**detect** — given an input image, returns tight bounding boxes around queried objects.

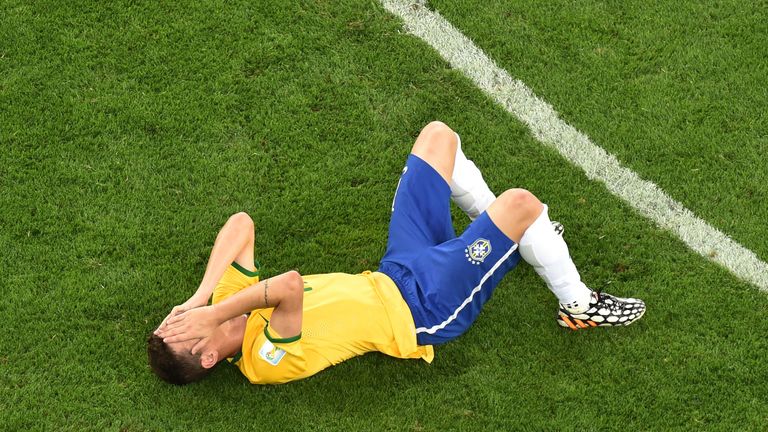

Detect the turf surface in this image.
[1,0,767,430]
[430,0,768,261]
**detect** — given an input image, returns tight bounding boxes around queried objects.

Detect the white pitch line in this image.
[379,0,768,292]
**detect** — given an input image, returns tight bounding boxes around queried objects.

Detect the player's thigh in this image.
[409,121,458,183]
[411,213,522,343]
[383,154,455,262]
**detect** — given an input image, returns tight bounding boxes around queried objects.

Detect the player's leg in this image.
[449,134,496,221]
[484,189,543,242]
[406,190,542,344]
[406,120,496,225]
[486,190,645,329]
[410,121,496,221]
[485,189,591,311]
[381,122,459,267]
[412,188,645,343]
[409,120,458,183]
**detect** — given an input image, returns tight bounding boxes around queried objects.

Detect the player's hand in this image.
[155,305,221,348]
[156,294,208,331]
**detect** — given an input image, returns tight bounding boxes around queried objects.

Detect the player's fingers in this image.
[162,318,193,335]
[158,306,186,330]
[161,320,190,336]
[161,328,189,343]
[162,331,196,344]
[159,323,180,335]
[154,326,171,337]
[190,338,208,355]
[158,313,174,330]
[165,312,188,327]
[156,316,173,334]
[158,310,176,329]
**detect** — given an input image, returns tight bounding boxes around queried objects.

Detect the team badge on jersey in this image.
[465,238,492,265]
[258,340,286,366]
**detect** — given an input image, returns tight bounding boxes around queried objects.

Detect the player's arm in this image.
[157,270,304,351]
[158,212,256,329]
[211,270,304,337]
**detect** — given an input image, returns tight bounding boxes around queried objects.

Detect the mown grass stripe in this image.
[379,0,768,292]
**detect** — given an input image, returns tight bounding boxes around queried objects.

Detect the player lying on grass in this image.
[149,121,646,385]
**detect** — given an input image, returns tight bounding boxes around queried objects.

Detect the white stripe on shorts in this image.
[415,243,519,335]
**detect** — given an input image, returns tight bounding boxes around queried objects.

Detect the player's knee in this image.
[497,189,543,221]
[414,121,457,155]
[422,121,455,144]
[422,120,452,135]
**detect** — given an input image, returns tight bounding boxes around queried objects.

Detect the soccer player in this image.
[149,121,646,385]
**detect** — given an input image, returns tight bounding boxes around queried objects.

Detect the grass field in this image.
[2,0,767,430]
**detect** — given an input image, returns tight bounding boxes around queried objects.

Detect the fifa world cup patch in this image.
[258,340,286,366]
[465,238,492,265]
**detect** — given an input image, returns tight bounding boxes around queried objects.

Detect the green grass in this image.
[1,0,767,430]
[430,0,768,261]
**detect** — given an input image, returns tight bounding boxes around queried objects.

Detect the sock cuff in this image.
[453,132,467,169]
[520,204,550,244]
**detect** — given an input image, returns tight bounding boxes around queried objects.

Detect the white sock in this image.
[450,133,496,220]
[519,205,592,313]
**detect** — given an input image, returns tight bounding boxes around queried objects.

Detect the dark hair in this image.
[147,333,213,385]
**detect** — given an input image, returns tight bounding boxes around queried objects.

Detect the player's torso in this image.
[238,272,398,383]
[260,272,394,348]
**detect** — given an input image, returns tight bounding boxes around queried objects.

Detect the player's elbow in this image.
[283,270,304,299]
[284,270,303,286]
[228,212,254,234]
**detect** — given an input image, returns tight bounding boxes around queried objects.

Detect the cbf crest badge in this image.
[465,238,492,265]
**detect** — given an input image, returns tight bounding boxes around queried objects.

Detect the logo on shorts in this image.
[465,238,492,265]
[258,340,286,366]
[391,165,408,212]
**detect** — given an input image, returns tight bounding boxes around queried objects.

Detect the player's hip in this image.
[379,246,521,345]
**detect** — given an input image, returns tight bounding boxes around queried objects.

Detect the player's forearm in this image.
[211,270,303,323]
[194,217,254,302]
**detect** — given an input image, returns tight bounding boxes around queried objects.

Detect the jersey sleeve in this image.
[211,262,260,305]
[244,323,308,384]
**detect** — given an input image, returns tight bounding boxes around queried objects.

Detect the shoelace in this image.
[594,291,624,315]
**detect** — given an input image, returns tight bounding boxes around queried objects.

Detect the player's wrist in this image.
[190,291,210,305]
[191,286,213,302]
[209,303,229,325]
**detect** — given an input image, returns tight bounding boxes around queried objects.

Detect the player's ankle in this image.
[560,290,594,314]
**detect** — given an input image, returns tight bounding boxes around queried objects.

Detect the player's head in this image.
[146,334,216,385]
[147,314,246,385]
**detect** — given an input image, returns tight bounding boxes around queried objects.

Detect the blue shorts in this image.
[378,155,521,345]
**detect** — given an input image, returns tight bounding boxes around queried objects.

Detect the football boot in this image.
[557,291,646,330]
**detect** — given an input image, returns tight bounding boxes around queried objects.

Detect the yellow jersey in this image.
[212,263,434,384]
